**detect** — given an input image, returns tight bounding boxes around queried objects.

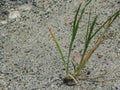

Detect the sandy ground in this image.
[0,0,120,90]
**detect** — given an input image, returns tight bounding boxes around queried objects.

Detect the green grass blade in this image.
[77,15,98,70]
[90,10,120,39]
[106,10,120,28]
[49,29,68,75]
[68,3,82,58]
[79,8,92,62]
[85,0,92,7]
[73,3,82,29]
[68,0,92,65]
[86,8,92,41]
[85,15,98,49]
[74,0,92,50]
[67,3,82,74]
[71,61,76,73]
[88,15,98,39]
[79,9,98,65]
[75,0,92,32]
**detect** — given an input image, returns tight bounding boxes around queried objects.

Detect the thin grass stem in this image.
[49,29,68,75]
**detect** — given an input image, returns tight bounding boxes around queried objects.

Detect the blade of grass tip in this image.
[73,3,82,30]
[85,0,92,7]
[102,10,120,36]
[73,0,92,54]
[75,0,92,46]
[109,10,120,24]
[104,10,120,30]
[91,12,119,39]
[75,0,92,29]
[75,0,92,30]
[88,15,98,39]
[49,29,68,75]
[86,7,92,41]
[90,10,120,39]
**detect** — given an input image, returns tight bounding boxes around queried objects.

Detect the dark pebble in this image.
[86,71,91,75]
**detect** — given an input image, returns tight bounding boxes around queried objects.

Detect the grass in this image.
[49,0,120,85]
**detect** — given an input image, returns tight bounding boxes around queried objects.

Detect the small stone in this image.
[97,53,103,59]
[86,71,91,75]
[8,10,21,19]
[51,84,57,89]
[18,4,32,11]
[0,20,7,24]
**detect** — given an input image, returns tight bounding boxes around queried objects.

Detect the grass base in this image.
[63,77,76,86]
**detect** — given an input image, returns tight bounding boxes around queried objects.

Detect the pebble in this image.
[18,4,32,11]
[8,10,21,19]
[0,20,7,24]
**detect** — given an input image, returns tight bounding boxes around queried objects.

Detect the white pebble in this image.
[0,20,7,24]
[9,10,21,19]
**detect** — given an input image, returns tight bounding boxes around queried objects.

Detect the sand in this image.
[0,0,120,90]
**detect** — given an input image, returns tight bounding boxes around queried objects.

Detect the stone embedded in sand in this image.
[18,4,32,11]
[0,20,7,24]
[8,10,21,19]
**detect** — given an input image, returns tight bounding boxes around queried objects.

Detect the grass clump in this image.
[49,0,120,85]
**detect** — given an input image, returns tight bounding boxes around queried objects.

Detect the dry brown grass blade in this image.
[76,37,104,75]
